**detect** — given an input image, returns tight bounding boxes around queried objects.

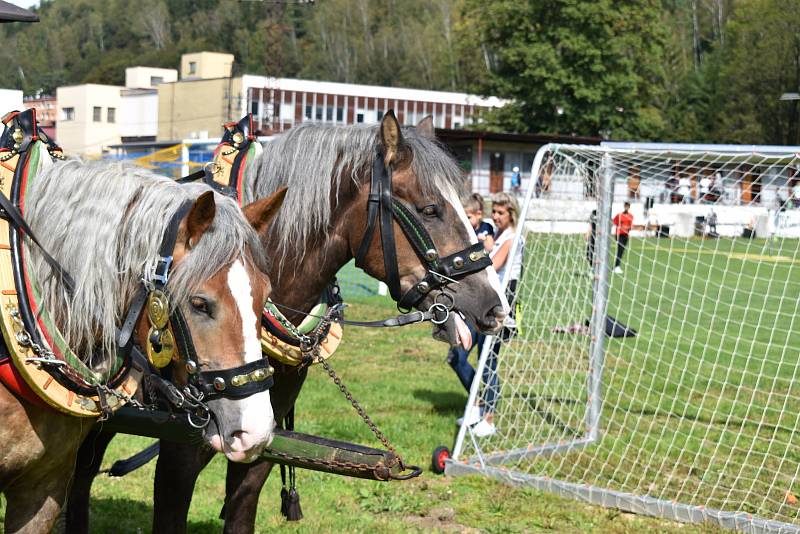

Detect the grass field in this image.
[458,235,800,529]
[1,281,731,533]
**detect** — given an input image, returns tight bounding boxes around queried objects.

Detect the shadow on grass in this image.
[88,497,220,533]
[413,389,467,416]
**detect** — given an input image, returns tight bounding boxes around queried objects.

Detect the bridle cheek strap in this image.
[355,146,493,312]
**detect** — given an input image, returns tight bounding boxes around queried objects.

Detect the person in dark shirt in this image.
[585,209,597,272]
[612,202,634,274]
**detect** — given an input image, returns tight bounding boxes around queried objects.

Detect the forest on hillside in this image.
[1,0,798,145]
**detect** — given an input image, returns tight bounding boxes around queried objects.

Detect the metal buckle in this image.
[152,255,173,286]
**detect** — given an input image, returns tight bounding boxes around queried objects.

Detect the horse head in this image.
[149,188,285,462]
[347,111,508,348]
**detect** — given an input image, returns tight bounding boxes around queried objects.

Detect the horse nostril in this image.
[488,305,506,323]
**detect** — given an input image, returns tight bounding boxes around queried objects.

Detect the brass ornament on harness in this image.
[146,327,175,368]
[147,290,170,329]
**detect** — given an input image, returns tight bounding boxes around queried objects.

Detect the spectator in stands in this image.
[699,174,712,203]
[510,166,522,195]
[678,174,692,203]
[612,202,633,274]
[585,209,597,272]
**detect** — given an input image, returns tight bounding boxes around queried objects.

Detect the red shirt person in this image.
[612,202,633,273]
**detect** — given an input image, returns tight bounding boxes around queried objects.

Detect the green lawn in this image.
[460,234,800,529]
[1,289,728,533]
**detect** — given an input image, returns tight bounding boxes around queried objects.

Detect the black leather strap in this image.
[0,191,75,294]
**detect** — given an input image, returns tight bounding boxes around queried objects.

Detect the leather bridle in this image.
[354,146,492,313]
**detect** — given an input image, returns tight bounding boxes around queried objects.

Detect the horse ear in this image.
[417,115,435,138]
[380,110,403,166]
[186,191,216,248]
[243,186,288,235]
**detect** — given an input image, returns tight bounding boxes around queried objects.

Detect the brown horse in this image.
[66,112,507,532]
[0,159,284,533]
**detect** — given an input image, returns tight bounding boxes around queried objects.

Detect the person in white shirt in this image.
[699,175,712,203]
[678,175,692,204]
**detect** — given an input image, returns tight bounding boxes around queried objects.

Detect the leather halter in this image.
[118,201,274,402]
[354,146,492,312]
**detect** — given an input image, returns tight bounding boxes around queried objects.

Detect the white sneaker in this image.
[472,419,496,437]
[613,266,623,274]
[456,404,481,426]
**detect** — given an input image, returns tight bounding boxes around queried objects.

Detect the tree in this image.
[713,0,800,145]
[459,0,669,139]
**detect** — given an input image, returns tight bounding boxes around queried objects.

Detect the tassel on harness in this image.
[280,406,303,521]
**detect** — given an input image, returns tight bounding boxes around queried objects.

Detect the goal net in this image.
[448,143,800,532]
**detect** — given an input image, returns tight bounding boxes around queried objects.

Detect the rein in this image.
[354,145,492,313]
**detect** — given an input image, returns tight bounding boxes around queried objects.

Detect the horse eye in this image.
[421,205,438,217]
[189,296,212,317]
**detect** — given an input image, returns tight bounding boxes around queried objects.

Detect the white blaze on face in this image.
[443,187,509,313]
[211,259,274,461]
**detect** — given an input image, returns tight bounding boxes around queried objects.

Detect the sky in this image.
[7,0,39,8]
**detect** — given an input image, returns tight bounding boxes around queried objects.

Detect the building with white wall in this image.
[0,89,23,117]
[240,75,506,134]
[56,84,122,155]
[125,66,178,89]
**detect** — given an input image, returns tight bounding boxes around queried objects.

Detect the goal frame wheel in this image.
[431,445,450,474]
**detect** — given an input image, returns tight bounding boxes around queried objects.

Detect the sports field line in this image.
[639,245,800,265]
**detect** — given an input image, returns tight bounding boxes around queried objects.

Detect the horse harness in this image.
[354,145,492,314]
[0,109,274,423]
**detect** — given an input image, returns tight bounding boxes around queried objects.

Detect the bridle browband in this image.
[354,145,492,313]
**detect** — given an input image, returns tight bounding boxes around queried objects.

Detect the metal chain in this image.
[301,310,406,468]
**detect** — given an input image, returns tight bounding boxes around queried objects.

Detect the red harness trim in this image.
[0,357,47,407]
[262,308,291,336]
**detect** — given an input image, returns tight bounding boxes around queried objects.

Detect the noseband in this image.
[118,201,274,418]
[354,146,492,312]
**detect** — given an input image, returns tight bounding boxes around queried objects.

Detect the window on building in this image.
[93,106,102,122]
[336,107,343,122]
[61,107,74,121]
[356,111,364,123]
[305,105,312,120]
[150,76,164,86]
[250,100,259,117]
[376,110,384,122]
[188,61,197,75]
[315,107,323,121]
[280,103,294,122]
[107,107,115,123]
[326,106,333,121]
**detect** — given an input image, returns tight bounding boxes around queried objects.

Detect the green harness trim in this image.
[264,299,330,339]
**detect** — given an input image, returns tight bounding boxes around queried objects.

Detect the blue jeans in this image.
[447,323,500,412]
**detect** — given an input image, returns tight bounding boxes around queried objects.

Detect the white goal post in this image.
[447,142,800,533]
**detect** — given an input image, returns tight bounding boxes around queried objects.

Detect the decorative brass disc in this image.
[147,328,175,368]
[147,290,169,329]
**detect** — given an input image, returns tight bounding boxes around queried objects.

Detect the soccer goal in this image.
[448,143,800,532]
